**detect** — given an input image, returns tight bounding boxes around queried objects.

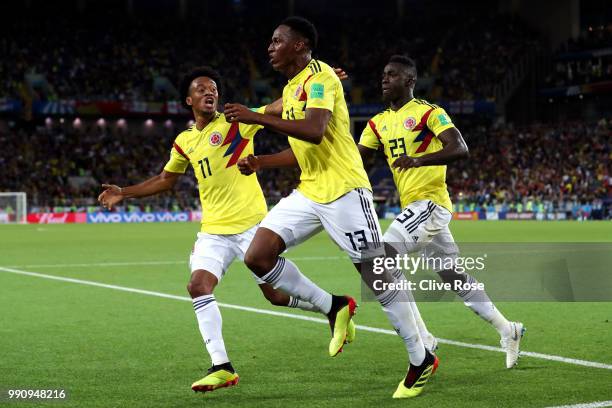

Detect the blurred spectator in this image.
[369,118,610,220]
[448,119,611,219]
[432,15,541,101]
[2,117,607,220]
[0,120,299,213]
[0,8,539,104]
[544,27,612,88]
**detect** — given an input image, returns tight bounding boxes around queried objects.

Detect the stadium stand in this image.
[0,2,609,220]
[543,27,612,88]
[0,7,539,105]
[1,117,608,219]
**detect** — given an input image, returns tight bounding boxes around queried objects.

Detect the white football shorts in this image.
[189,224,265,284]
[384,199,459,269]
[259,188,384,263]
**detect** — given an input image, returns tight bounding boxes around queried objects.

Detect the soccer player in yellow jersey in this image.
[359,55,524,369]
[225,17,437,398]
[97,66,342,394]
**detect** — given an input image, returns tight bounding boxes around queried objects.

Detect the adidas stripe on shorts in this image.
[384,199,459,268]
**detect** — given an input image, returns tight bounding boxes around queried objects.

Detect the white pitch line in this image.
[1,266,612,371]
[545,401,612,408]
[4,256,345,269]
[5,260,187,268]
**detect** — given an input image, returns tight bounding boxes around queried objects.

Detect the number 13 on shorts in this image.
[345,230,368,251]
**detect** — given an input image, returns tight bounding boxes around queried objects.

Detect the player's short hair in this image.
[179,66,223,110]
[388,55,418,77]
[281,16,318,50]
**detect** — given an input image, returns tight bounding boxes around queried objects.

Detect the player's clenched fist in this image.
[237,154,261,175]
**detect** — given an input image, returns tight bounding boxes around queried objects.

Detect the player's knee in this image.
[187,280,214,297]
[187,272,217,297]
[244,247,275,276]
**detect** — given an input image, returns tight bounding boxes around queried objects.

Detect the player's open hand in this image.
[224,103,257,124]
[392,156,422,171]
[333,67,349,80]
[237,154,261,175]
[98,184,124,210]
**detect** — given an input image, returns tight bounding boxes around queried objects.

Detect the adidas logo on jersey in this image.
[412,236,419,242]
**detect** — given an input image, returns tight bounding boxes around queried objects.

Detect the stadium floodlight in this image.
[0,192,27,224]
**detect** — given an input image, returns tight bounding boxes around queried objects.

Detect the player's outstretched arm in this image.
[237,148,298,176]
[392,127,469,171]
[97,170,181,210]
[224,103,330,144]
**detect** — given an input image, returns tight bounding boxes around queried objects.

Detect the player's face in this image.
[381,63,409,103]
[268,25,296,72]
[187,77,218,114]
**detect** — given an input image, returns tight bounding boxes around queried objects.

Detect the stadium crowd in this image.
[1,117,609,219]
[1,4,610,220]
[367,118,610,220]
[559,26,612,54]
[430,15,541,101]
[543,27,612,88]
[0,120,300,213]
[1,7,539,105]
[449,118,610,218]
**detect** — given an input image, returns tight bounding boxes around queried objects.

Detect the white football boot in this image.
[500,321,525,368]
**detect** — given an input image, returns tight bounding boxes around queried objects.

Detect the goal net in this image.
[0,192,27,224]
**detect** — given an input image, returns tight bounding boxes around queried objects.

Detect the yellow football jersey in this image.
[359,99,455,211]
[282,59,371,203]
[164,112,267,234]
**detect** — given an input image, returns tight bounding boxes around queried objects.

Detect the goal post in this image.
[0,192,27,224]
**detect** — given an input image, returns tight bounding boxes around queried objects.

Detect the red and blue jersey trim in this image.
[222,122,250,167]
[413,108,435,153]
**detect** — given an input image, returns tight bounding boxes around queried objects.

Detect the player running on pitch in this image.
[97,66,352,394]
[225,17,437,398]
[358,55,525,368]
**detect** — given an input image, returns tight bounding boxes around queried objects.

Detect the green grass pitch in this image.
[1,220,611,407]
